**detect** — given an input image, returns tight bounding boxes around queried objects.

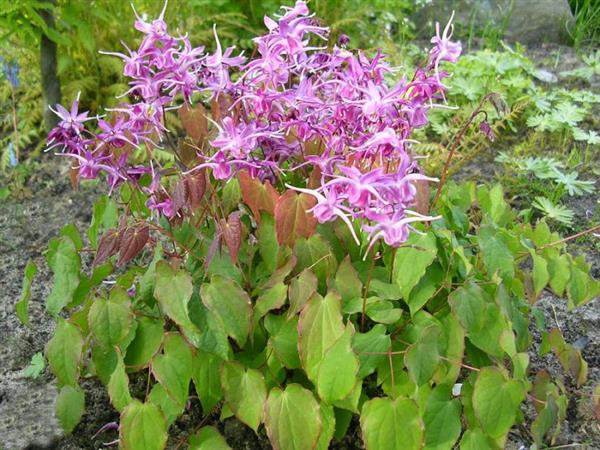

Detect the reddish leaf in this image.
[185,171,206,210]
[94,229,120,267]
[221,212,242,263]
[173,179,188,212]
[415,179,430,216]
[118,224,149,267]
[179,103,208,144]
[274,190,317,246]
[307,166,322,190]
[239,171,279,222]
[204,231,222,270]
[210,93,235,122]
[531,370,552,413]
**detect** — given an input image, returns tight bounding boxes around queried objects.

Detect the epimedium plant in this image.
[17,2,600,449]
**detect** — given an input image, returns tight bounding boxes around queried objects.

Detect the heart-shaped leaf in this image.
[275,190,317,246]
[264,384,322,450]
[120,400,167,450]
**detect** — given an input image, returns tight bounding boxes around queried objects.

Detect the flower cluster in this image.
[47,1,461,249]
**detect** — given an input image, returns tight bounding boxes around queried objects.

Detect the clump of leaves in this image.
[531,197,576,226]
[23,352,45,379]
[495,152,595,227]
[18,179,600,449]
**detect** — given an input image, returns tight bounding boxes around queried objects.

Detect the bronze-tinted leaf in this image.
[118,224,149,267]
[178,138,201,167]
[274,190,317,247]
[210,93,235,123]
[186,171,206,210]
[179,103,208,145]
[94,229,120,267]
[307,166,322,190]
[222,213,242,263]
[204,231,222,270]
[238,171,279,222]
[173,179,187,213]
[414,179,430,216]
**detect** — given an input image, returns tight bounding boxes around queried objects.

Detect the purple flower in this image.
[429,11,462,87]
[479,121,496,142]
[209,117,266,158]
[46,0,461,246]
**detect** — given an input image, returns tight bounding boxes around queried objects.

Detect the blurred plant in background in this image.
[0,0,419,172]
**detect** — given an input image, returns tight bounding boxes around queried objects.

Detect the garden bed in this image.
[0,42,598,449]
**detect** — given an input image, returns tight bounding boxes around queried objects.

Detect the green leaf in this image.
[406,263,444,316]
[543,328,588,387]
[56,385,85,433]
[472,367,526,439]
[353,324,391,379]
[316,403,335,450]
[88,287,133,348]
[201,275,253,347]
[449,282,507,358]
[23,352,45,379]
[334,257,362,302]
[365,299,403,324]
[258,213,279,272]
[532,395,559,445]
[393,231,437,300]
[567,260,600,309]
[317,325,359,403]
[361,397,424,450]
[265,314,301,369]
[222,178,241,215]
[423,385,462,450]
[255,282,287,325]
[478,184,511,226]
[16,260,37,326]
[532,252,550,297]
[88,196,118,248]
[46,236,81,317]
[434,311,465,385]
[298,292,345,381]
[478,226,514,281]
[152,333,193,408]
[546,253,570,296]
[60,223,83,251]
[293,235,337,289]
[148,383,184,426]
[287,269,317,318]
[154,262,196,331]
[124,316,165,368]
[264,384,322,450]
[459,428,492,450]
[139,244,163,306]
[192,351,223,414]
[120,400,167,450]
[220,361,267,432]
[107,350,132,412]
[46,318,84,386]
[189,426,232,450]
[405,324,441,386]
[92,345,117,385]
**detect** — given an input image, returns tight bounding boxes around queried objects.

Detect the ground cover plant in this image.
[16,2,600,449]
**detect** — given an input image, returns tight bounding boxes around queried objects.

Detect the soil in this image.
[0,44,598,450]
